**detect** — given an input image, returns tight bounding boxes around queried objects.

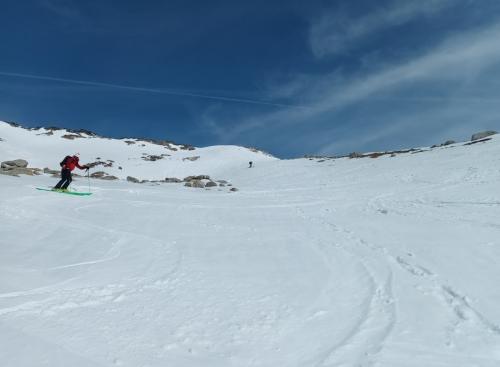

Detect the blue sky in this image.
[1,0,499,157]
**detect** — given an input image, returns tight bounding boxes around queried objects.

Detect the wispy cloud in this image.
[309,0,454,57]
[40,0,86,23]
[0,71,307,109]
[207,19,500,155]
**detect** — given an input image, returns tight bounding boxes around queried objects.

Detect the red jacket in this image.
[64,156,85,171]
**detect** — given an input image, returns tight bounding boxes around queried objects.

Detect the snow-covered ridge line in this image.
[0,120,277,182]
[2,121,275,157]
[305,130,498,161]
[2,121,195,151]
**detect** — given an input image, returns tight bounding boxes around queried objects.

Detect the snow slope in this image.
[0,121,275,180]
[1,123,500,366]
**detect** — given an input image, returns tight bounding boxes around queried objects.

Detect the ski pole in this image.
[87,168,91,193]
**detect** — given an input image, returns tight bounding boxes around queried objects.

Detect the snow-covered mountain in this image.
[1,120,500,367]
[0,121,275,182]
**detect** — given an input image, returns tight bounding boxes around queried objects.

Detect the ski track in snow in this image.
[363,182,500,365]
[2,124,500,366]
[294,206,397,367]
[0,194,183,319]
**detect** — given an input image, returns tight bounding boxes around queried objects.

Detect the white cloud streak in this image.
[309,0,454,57]
[210,20,500,154]
[0,71,307,109]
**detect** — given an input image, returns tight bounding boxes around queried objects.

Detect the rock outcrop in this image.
[182,175,229,189]
[184,175,210,181]
[0,159,41,176]
[1,159,28,169]
[142,154,169,162]
[185,180,205,188]
[471,131,497,141]
[127,176,140,183]
[165,177,182,183]
[90,171,118,180]
[182,156,200,162]
[61,134,83,140]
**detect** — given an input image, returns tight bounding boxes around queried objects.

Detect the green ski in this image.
[36,187,92,196]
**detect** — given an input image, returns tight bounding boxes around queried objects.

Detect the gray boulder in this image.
[127,176,140,183]
[184,180,205,188]
[229,187,239,192]
[1,159,28,169]
[100,175,119,180]
[0,167,40,176]
[90,171,118,180]
[61,134,82,140]
[0,159,39,177]
[349,152,363,159]
[182,156,200,162]
[142,154,168,162]
[471,131,497,141]
[191,180,205,188]
[0,169,19,176]
[184,175,210,181]
[205,181,217,188]
[90,171,107,178]
[165,177,182,183]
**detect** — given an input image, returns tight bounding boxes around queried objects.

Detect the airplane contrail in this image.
[0,71,309,109]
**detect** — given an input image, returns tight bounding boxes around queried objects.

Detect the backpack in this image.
[60,155,71,167]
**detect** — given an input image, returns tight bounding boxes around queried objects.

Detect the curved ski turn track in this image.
[1,139,500,366]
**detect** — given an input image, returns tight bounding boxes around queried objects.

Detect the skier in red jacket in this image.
[54,154,89,190]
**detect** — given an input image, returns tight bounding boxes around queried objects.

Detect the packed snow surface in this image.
[1,123,500,366]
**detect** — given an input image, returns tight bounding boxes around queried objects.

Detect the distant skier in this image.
[54,153,89,190]
[249,161,253,168]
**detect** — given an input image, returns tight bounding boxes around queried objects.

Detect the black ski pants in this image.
[54,168,72,189]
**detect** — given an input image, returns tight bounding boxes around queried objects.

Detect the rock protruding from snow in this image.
[471,131,497,141]
[349,152,364,158]
[127,176,140,183]
[1,159,28,169]
[184,175,210,181]
[433,140,456,148]
[142,154,169,162]
[0,159,41,176]
[182,175,226,189]
[91,171,119,180]
[165,177,182,183]
[185,180,205,188]
[61,134,84,140]
[182,156,200,162]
